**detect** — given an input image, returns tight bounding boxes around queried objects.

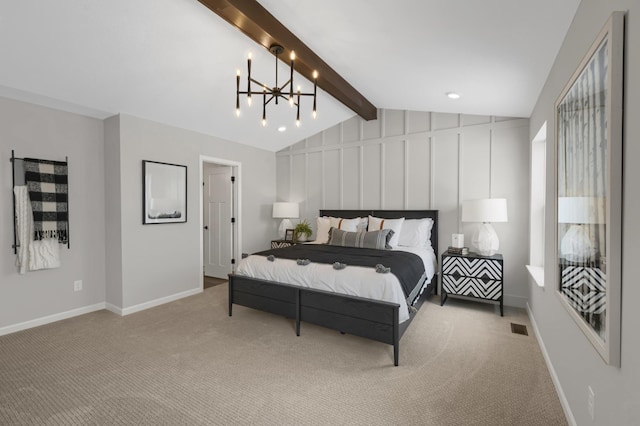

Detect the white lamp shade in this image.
[558,197,604,224]
[272,202,299,219]
[462,198,508,223]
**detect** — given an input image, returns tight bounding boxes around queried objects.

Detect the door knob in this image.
[204,226,209,230]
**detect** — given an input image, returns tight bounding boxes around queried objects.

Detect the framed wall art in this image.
[554,12,623,366]
[143,160,187,224]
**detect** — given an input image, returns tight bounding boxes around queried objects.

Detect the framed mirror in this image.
[554,12,623,366]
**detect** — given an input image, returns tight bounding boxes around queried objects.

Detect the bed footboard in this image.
[229,274,410,366]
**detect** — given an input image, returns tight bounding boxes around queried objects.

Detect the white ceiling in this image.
[0,0,580,152]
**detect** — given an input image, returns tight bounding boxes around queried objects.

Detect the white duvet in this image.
[235,245,437,323]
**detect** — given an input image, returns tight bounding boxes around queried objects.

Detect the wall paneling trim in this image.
[277,109,529,307]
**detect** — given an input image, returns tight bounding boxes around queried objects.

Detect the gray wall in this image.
[277,110,529,307]
[1,101,275,329]
[528,0,640,424]
[104,115,123,308]
[105,114,275,311]
[0,97,106,330]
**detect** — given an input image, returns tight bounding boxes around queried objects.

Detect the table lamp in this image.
[558,197,604,262]
[272,202,299,239]
[462,198,508,256]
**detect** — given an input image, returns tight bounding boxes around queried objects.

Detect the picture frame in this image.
[284,229,294,242]
[143,160,187,224]
[554,12,623,366]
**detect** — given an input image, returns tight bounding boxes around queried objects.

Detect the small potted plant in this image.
[294,219,313,242]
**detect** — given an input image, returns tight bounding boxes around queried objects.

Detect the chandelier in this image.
[235,44,318,127]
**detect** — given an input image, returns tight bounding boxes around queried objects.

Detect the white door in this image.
[204,165,232,278]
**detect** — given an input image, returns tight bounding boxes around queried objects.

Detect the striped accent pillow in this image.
[327,227,394,250]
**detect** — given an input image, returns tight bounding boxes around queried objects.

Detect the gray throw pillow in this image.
[327,227,394,249]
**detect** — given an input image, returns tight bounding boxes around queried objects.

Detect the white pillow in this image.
[329,217,360,232]
[315,217,332,243]
[357,217,369,232]
[368,216,404,248]
[398,218,434,248]
[314,216,362,243]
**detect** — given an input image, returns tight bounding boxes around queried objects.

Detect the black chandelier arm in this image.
[264,94,279,106]
[238,89,315,98]
[249,77,268,88]
[247,77,296,96]
[278,79,292,92]
[238,90,270,96]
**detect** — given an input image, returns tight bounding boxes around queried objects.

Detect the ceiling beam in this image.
[198,0,377,121]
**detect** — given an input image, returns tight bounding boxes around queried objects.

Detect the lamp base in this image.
[561,224,594,263]
[278,218,293,239]
[472,223,499,256]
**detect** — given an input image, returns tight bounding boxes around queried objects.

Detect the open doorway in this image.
[199,156,241,289]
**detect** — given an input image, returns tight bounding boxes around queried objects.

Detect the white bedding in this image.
[235,245,437,323]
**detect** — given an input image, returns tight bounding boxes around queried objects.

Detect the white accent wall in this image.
[277,109,529,307]
[528,0,640,424]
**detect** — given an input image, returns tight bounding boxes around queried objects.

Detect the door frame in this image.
[199,155,242,285]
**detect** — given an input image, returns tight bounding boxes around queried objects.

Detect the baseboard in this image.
[0,287,204,336]
[105,302,123,315]
[503,294,528,308]
[526,303,577,426]
[0,302,106,337]
[118,287,202,316]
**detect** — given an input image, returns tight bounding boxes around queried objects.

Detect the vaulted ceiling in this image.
[0,0,580,152]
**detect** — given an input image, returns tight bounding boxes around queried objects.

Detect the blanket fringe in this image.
[34,229,68,244]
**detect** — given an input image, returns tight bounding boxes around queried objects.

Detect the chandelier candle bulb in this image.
[247,52,252,94]
[262,88,266,126]
[313,70,318,118]
[296,88,301,124]
[236,69,240,115]
[289,50,295,100]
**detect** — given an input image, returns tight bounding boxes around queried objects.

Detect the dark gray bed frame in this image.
[228,210,439,366]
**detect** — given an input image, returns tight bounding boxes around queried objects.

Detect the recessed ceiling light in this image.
[447,92,461,99]
[278,126,287,132]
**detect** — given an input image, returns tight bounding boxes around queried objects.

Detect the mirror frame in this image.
[554,12,624,366]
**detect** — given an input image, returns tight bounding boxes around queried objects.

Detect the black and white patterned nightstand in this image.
[440,251,504,316]
[271,240,295,249]
[559,263,606,314]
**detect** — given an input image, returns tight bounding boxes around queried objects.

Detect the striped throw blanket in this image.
[24,158,68,243]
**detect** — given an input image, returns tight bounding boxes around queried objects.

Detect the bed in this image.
[228,209,439,366]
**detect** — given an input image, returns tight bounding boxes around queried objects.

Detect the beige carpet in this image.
[0,284,567,425]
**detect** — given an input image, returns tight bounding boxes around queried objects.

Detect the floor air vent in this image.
[510,323,528,336]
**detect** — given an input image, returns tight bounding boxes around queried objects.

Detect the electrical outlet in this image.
[588,386,595,420]
[73,280,83,292]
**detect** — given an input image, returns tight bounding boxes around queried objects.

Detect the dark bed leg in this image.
[295,289,301,336]
[393,306,399,366]
[228,275,233,317]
